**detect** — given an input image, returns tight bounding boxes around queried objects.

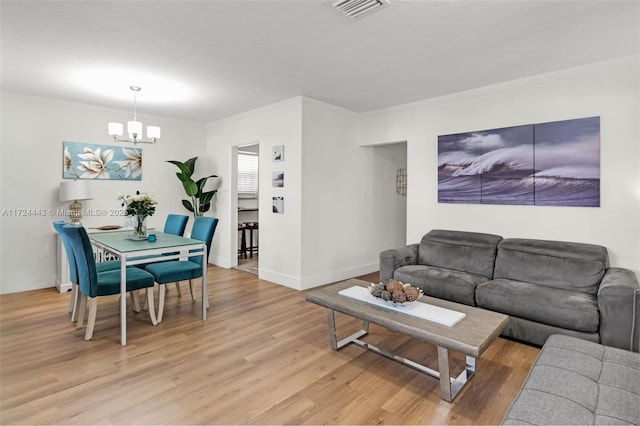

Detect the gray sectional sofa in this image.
[502,334,640,425]
[380,229,640,351]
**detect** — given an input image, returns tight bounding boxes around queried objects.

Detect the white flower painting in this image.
[63,141,142,180]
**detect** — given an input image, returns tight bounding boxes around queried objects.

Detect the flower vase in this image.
[132,215,148,239]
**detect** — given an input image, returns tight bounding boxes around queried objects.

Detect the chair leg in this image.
[146,287,158,326]
[157,285,166,323]
[174,281,182,297]
[76,294,87,329]
[204,277,210,309]
[188,279,195,301]
[143,291,149,311]
[68,283,76,313]
[84,297,98,340]
[71,284,81,323]
[131,291,142,313]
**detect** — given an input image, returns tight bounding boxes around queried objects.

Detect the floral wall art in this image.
[63,141,142,180]
[437,116,600,207]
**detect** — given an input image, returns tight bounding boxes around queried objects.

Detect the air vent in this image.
[332,0,390,20]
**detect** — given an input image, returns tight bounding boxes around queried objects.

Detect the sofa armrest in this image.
[598,268,640,351]
[379,244,419,283]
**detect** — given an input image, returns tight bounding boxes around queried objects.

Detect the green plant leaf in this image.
[185,157,197,176]
[199,203,211,213]
[181,179,198,197]
[175,171,190,183]
[201,190,216,206]
[195,175,218,194]
[181,199,194,213]
[167,160,192,178]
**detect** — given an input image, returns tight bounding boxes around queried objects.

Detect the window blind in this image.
[238,152,258,197]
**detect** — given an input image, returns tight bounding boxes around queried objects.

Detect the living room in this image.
[1,1,639,424]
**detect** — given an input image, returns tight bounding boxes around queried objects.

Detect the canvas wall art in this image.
[437,116,600,207]
[63,141,142,180]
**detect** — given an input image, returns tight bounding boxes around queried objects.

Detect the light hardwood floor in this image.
[0,266,539,425]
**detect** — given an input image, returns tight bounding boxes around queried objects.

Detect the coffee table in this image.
[305,279,508,402]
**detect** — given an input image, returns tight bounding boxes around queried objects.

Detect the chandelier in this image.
[108,86,160,145]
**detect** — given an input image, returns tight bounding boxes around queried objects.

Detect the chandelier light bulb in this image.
[147,126,161,140]
[108,122,123,137]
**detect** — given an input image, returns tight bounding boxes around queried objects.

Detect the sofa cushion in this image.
[502,334,640,425]
[394,264,488,306]
[476,279,599,333]
[418,229,503,279]
[494,238,609,295]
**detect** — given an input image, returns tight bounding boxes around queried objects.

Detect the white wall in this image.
[0,92,206,294]
[3,55,636,295]
[206,97,303,288]
[359,56,640,272]
[300,99,406,288]
[206,96,408,290]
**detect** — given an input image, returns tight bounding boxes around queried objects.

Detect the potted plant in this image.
[117,191,158,238]
[167,157,218,217]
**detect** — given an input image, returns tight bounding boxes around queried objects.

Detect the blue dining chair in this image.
[53,221,121,322]
[145,216,218,322]
[60,224,158,340]
[164,214,189,236]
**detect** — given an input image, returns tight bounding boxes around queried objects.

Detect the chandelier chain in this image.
[130,85,140,122]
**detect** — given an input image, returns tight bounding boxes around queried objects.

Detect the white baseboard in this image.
[208,254,231,269]
[300,262,379,290]
[258,268,303,290]
[257,262,379,291]
[56,280,72,293]
[209,255,379,291]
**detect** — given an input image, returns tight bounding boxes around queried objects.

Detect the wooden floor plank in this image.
[0,265,538,424]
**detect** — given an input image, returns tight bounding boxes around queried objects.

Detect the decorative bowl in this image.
[368,280,423,304]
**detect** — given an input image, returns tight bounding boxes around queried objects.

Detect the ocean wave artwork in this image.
[438,117,600,207]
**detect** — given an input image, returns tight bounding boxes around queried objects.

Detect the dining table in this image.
[89,230,208,345]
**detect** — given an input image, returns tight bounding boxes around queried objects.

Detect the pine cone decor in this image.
[392,290,407,304]
[405,287,420,302]
[369,282,386,298]
[369,280,421,304]
[386,280,404,294]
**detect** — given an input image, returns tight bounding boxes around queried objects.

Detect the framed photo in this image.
[272,171,284,187]
[63,141,142,180]
[272,196,284,213]
[272,145,284,162]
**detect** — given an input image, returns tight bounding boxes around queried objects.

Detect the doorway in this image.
[234,143,259,275]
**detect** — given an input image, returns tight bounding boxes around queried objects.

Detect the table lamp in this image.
[59,180,93,225]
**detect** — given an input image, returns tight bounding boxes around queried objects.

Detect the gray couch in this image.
[380,229,640,351]
[502,334,640,425]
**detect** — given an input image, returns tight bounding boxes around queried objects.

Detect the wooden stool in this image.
[238,223,247,259]
[246,222,259,258]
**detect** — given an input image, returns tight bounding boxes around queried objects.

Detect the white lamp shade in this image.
[147,126,161,139]
[59,180,93,202]
[108,122,123,136]
[127,120,143,138]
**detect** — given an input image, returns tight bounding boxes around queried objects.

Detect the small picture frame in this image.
[272,171,284,187]
[272,196,284,213]
[272,145,284,162]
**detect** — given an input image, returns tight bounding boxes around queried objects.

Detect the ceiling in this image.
[2,1,639,123]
